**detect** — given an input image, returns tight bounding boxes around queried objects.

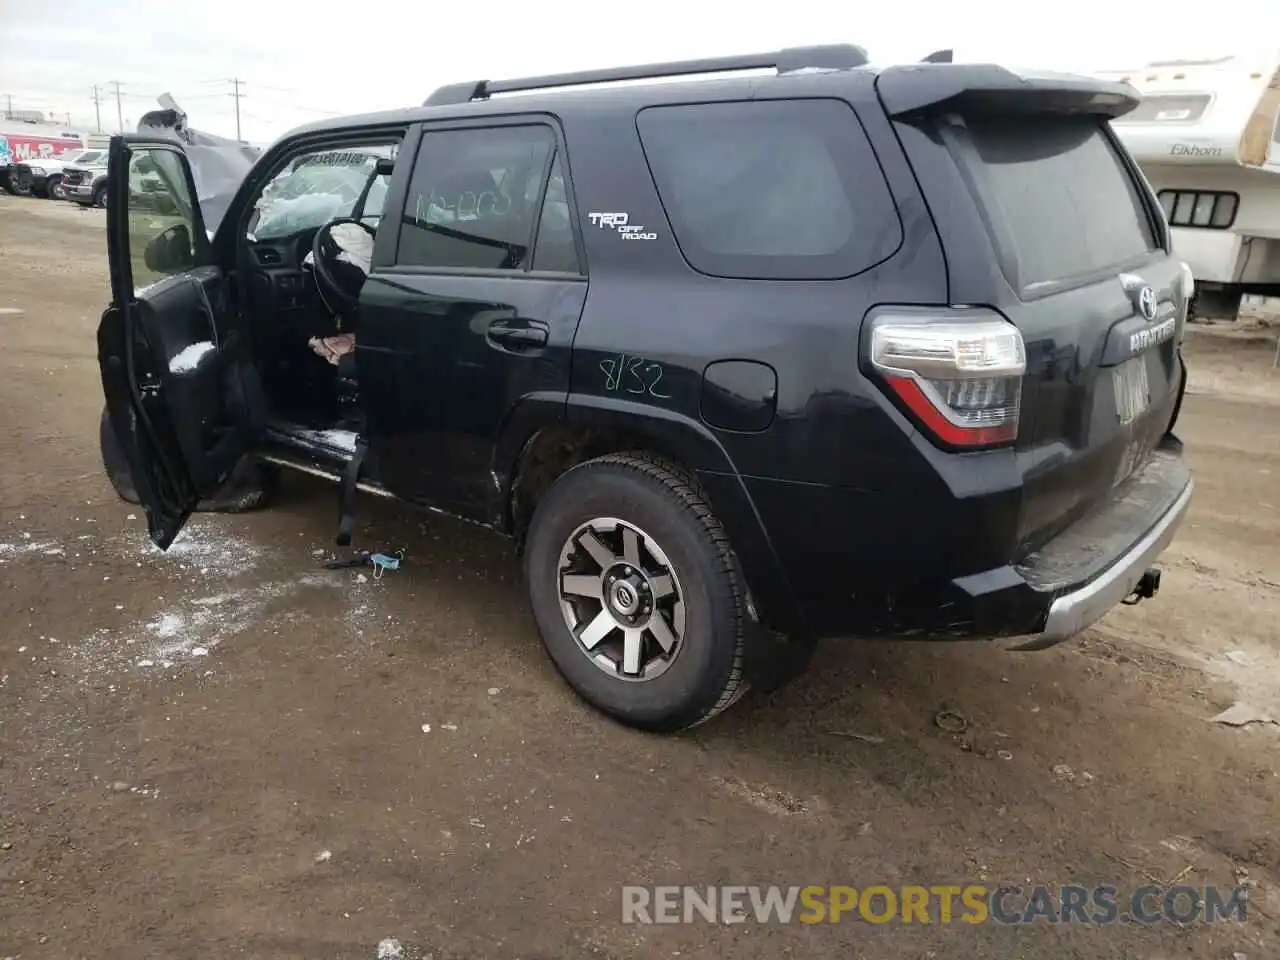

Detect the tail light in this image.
[1177,260,1194,341]
[868,311,1026,448]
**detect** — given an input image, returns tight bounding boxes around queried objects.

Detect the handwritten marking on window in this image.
[413,183,514,226]
[599,354,670,399]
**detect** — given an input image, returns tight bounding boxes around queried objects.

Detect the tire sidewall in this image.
[99,405,141,504]
[48,176,66,201]
[525,461,742,731]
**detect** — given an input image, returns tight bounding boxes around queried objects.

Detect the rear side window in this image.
[397,125,554,271]
[636,99,902,280]
[947,114,1158,291]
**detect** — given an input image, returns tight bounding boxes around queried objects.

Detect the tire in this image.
[100,406,141,504]
[524,452,750,732]
[98,405,272,513]
[92,184,107,208]
[47,176,67,201]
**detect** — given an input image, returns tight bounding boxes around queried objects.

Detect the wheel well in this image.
[507,425,697,543]
[506,423,804,639]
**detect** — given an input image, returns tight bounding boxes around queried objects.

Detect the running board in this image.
[255,452,495,531]
[256,453,397,499]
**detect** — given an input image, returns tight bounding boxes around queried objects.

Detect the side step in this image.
[255,452,396,499]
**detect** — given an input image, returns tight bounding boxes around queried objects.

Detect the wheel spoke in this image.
[621,627,644,676]
[577,530,616,569]
[578,610,616,650]
[622,527,641,567]
[647,610,678,653]
[648,573,674,600]
[561,574,603,601]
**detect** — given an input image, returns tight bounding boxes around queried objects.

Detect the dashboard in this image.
[246,229,326,333]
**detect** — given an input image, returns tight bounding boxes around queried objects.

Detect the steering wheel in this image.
[310,217,377,316]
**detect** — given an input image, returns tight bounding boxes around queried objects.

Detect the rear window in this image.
[636,99,902,280]
[947,114,1158,291]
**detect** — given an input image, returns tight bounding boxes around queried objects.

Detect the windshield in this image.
[250,146,395,241]
[72,150,104,166]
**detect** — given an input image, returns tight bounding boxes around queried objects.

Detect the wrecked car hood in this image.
[136,94,260,234]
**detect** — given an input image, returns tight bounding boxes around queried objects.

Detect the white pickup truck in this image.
[9,148,105,200]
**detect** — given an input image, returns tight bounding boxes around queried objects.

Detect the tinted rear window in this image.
[947,114,1158,291]
[636,99,902,280]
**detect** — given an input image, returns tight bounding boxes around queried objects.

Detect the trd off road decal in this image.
[588,212,657,240]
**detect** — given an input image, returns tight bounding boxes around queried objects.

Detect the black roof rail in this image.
[921,49,954,63]
[423,44,870,106]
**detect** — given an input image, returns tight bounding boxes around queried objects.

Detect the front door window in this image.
[125,147,200,294]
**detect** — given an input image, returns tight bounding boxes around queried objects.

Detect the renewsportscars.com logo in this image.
[622,884,1249,926]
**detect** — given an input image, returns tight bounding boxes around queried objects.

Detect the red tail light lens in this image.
[869,313,1026,448]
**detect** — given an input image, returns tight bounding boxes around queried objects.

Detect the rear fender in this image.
[493,393,804,636]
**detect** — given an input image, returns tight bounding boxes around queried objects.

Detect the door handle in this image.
[487,319,548,350]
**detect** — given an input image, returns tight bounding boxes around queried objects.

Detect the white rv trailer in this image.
[1094,53,1280,319]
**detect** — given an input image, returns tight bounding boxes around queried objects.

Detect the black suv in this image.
[97,45,1194,732]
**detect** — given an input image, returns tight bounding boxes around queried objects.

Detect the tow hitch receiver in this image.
[1122,567,1162,606]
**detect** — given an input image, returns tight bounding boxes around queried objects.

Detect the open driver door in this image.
[97,135,265,549]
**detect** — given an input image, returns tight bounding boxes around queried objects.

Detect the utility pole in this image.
[91,84,103,132]
[108,80,124,132]
[229,78,245,142]
[3,94,12,120]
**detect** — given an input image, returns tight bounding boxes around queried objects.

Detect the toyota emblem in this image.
[1138,286,1158,321]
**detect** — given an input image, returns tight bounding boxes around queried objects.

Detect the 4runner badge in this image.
[588,211,657,240]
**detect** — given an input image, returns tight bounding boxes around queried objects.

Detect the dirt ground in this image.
[1,194,1278,960]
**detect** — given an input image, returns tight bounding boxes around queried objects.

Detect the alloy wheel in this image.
[557,517,686,681]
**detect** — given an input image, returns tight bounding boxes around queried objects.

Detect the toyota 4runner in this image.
[97,45,1195,732]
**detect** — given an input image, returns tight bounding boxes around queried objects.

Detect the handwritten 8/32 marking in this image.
[599,354,671,399]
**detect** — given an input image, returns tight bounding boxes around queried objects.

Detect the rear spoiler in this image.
[875,63,1140,119]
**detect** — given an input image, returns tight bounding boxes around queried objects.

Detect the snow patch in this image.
[293,428,359,454]
[169,341,216,374]
[120,521,263,579]
[70,571,375,681]
[0,539,61,562]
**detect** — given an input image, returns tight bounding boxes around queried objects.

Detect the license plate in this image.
[1113,356,1151,425]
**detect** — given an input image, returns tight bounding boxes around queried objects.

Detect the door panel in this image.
[98,135,262,549]
[359,273,587,516]
[357,120,589,521]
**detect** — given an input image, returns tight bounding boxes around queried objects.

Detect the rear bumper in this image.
[1032,475,1191,646]
[737,448,1193,643]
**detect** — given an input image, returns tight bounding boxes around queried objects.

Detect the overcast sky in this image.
[1,0,1276,144]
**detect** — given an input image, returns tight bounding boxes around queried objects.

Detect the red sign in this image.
[0,133,84,165]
